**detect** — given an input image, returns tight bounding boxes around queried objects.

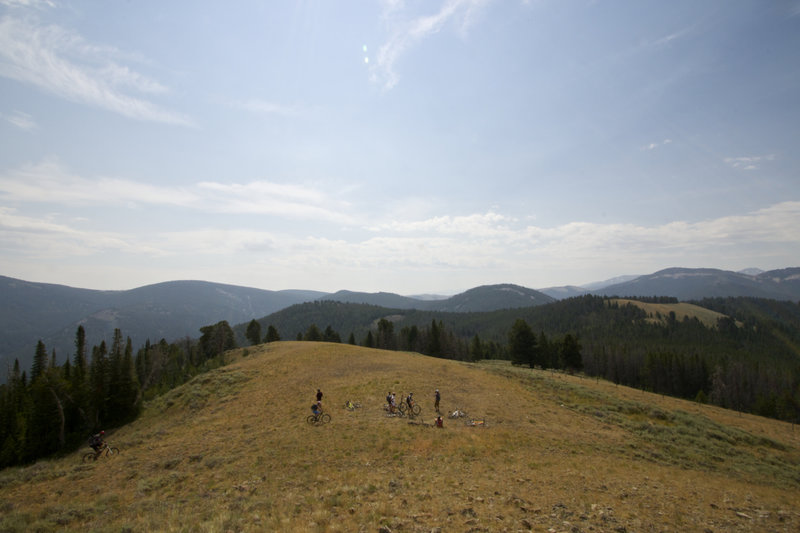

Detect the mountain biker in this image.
[311,403,321,417]
[89,430,105,454]
[386,391,394,413]
[406,392,414,410]
[316,389,323,410]
[434,389,441,413]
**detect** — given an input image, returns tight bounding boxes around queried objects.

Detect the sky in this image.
[1,0,799,295]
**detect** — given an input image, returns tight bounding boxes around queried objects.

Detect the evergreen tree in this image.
[265,325,281,343]
[560,334,583,372]
[508,319,537,367]
[199,321,236,360]
[73,325,87,381]
[323,325,342,343]
[469,334,485,361]
[428,320,442,357]
[376,318,396,350]
[31,340,48,382]
[304,324,323,341]
[363,330,375,348]
[246,319,262,346]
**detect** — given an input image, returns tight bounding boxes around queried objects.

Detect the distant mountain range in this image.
[2,267,798,377]
[538,267,800,301]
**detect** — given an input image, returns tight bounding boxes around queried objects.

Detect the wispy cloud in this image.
[372,0,492,89]
[2,110,37,130]
[0,15,192,125]
[0,160,353,223]
[724,154,776,170]
[642,138,672,151]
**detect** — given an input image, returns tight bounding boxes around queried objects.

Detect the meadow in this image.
[1,341,798,532]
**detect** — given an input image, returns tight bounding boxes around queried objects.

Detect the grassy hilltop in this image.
[1,342,799,532]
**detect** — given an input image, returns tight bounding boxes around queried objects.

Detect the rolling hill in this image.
[1,342,798,531]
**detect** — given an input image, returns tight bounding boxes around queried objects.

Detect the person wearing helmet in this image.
[406,392,414,411]
[89,430,105,455]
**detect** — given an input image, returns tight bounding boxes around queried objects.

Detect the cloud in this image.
[2,110,37,130]
[642,139,672,151]
[0,160,354,223]
[372,0,492,89]
[0,206,150,257]
[0,160,199,207]
[0,0,55,9]
[0,15,192,125]
[724,154,776,170]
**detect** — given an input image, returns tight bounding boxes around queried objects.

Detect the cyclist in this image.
[406,392,414,411]
[88,430,105,455]
[311,403,322,418]
[386,391,394,413]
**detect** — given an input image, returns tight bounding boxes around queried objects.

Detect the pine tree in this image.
[560,334,583,373]
[508,319,537,367]
[246,319,262,346]
[265,325,281,343]
[31,340,48,382]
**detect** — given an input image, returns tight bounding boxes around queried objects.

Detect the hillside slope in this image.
[1,343,798,531]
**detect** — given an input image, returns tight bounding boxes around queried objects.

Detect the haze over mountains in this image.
[2,267,798,376]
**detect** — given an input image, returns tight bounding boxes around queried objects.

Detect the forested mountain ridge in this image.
[0,276,324,375]
[0,281,552,375]
[325,283,554,311]
[3,267,798,380]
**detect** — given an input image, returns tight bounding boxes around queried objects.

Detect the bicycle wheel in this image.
[411,404,421,416]
[106,447,120,456]
[82,452,97,463]
[306,415,318,425]
[321,413,331,424]
[397,403,406,415]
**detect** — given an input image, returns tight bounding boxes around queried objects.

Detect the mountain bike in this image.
[464,418,486,427]
[448,408,467,419]
[398,401,421,417]
[82,442,120,462]
[344,400,362,411]
[306,411,331,425]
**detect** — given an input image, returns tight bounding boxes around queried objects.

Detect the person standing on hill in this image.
[434,389,441,413]
[316,388,323,410]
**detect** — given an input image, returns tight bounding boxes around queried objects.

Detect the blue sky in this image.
[1,0,798,294]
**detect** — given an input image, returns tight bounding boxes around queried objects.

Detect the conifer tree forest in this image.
[0,321,235,469]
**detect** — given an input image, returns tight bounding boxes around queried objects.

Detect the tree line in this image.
[0,321,236,469]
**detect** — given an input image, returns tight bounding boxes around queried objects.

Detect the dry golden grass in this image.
[1,341,798,532]
[610,298,730,328]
